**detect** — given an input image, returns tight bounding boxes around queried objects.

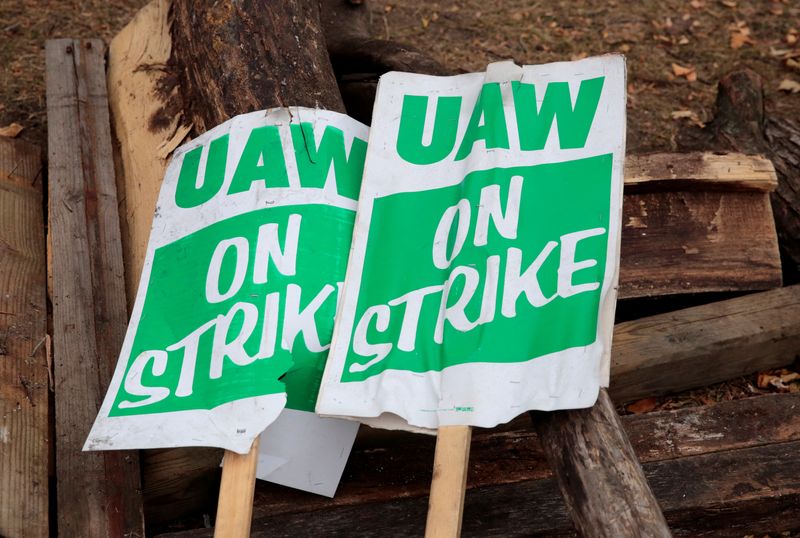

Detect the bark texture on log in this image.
[677,68,800,279]
[139,0,349,524]
[171,0,345,134]
[530,389,671,538]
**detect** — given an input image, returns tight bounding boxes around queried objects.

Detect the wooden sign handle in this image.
[214,438,260,538]
[425,425,472,538]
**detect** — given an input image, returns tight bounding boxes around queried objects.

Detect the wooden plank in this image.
[611,284,800,403]
[108,0,188,305]
[529,389,670,537]
[624,152,777,192]
[169,393,800,524]
[0,136,49,537]
[619,190,782,298]
[156,394,800,537]
[46,38,145,538]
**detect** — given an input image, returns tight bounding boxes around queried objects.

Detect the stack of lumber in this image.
[1,0,799,536]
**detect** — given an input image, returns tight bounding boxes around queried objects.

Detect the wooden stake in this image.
[425,425,472,538]
[214,439,260,538]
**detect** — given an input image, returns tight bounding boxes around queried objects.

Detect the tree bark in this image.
[530,389,672,537]
[170,0,345,134]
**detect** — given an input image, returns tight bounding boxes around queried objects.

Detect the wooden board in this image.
[155,393,800,536]
[611,283,800,402]
[0,137,49,537]
[619,190,781,298]
[46,38,145,537]
[624,152,777,192]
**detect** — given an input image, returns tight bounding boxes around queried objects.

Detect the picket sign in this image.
[316,56,627,535]
[83,107,371,534]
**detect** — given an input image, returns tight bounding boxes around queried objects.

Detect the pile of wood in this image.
[2,1,799,536]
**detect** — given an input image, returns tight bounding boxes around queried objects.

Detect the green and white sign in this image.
[317,57,627,430]
[86,108,366,458]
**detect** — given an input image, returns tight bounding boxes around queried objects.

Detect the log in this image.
[610,284,800,403]
[107,0,188,304]
[155,393,800,537]
[46,39,145,537]
[619,191,780,298]
[0,137,49,537]
[530,389,670,537]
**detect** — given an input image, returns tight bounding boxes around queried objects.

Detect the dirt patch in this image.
[0,0,146,146]
[368,0,800,153]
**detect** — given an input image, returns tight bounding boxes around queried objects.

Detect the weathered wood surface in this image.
[156,393,800,537]
[623,152,777,192]
[0,137,49,537]
[619,190,781,298]
[611,283,800,402]
[170,0,344,134]
[46,38,145,538]
[143,283,800,528]
[530,389,670,537]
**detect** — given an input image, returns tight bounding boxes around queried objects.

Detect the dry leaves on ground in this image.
[671,62,697,82]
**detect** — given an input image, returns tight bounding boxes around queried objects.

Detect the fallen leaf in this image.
[672,62,697,82]
[779,79,800,93]
[780,372,800,383]
[671,109,705,127]
[787,58,800,71]
[719,0,736,7]
[626,397,658,414]
[757,372,777,389]
[730,31,753,49]
[0,122,23,138]
[690,0,704,7]
[788,29,799,46]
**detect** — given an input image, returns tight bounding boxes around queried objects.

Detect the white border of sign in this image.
[317,56,627,431]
